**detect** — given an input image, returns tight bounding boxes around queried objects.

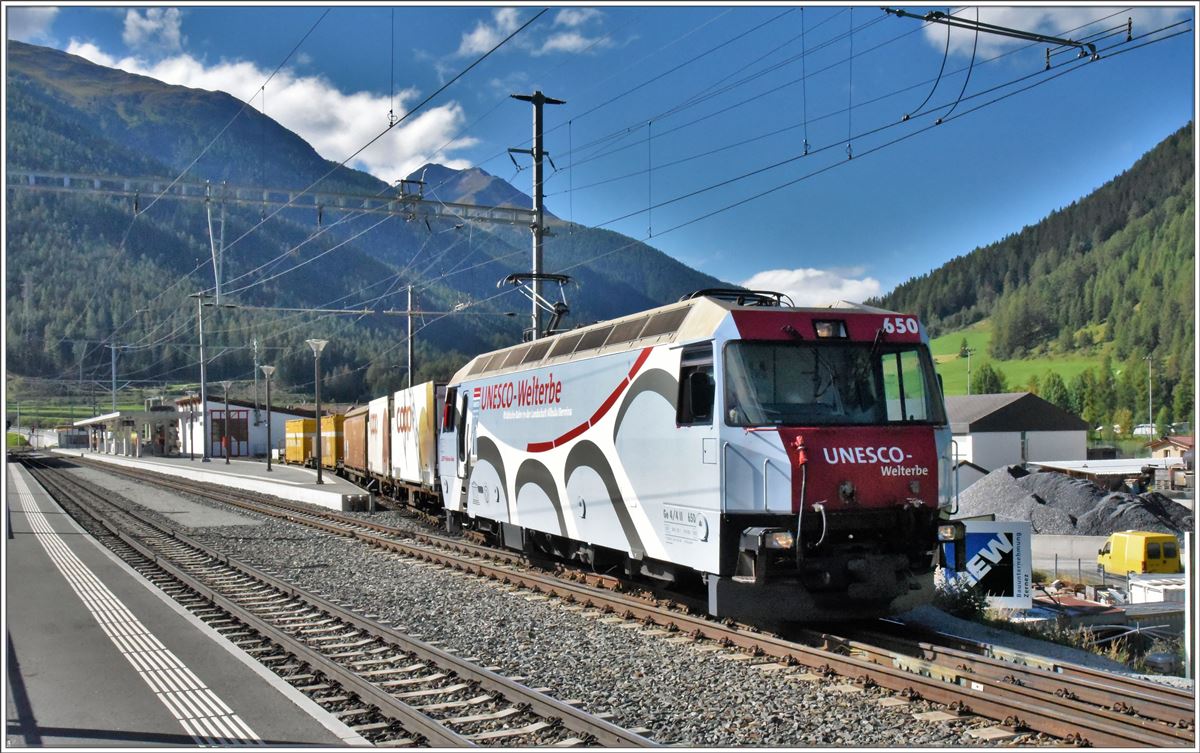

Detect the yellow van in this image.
[1097,531,1182,575]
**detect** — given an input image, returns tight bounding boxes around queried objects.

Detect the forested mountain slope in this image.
[5,41,723,400]
[871,122,1193,371]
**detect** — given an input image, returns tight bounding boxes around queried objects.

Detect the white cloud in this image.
[555,8,601,28]
[65,41,477,180]
[455,6,610,58]
[537,30,611,56]
[924,6,1191,58]
[740,267,881,308]
[457,7,521,57]
[123,8,184,52]
[7,7,58,43]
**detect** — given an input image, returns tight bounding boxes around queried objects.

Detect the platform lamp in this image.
[219,380,232,465]
[186,390,197,461]
[306,339,329,484]
[261,365,276,472]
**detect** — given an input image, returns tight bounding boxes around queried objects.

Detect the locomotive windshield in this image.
[723,341,945,427]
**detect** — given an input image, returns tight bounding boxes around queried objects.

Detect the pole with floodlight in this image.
[261,365,276,472]
[306,339,328,484]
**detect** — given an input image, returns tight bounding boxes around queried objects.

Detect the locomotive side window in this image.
[677,343,714,426]
[456,392,468,459]
[723,341,944,427]
[442,387,458,432]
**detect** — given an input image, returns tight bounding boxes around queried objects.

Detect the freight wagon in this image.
[342,290,955,622]
[320,413,344,470]
[284,418,315,465]
[340,382,444,503]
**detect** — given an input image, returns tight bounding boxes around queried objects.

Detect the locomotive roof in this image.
[451,296,900,384]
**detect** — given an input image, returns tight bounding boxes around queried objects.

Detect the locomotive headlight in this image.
[937,524,962,542]
[765,531,795,550]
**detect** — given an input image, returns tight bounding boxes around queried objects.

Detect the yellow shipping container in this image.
[320,414,345,469]
[285,418,316,465]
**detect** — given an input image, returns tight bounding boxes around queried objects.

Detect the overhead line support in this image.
[510,90,566,341]
[881,7,1099,60]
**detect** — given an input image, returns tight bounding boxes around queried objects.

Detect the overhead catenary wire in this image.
[209,8,548,289]
[161,20,1190,396]
[48,7,333,365]
[547,6,1137,199]
[52,11,1184,398]
[938,6,980,124]
[905,6,952,120]
[589,18,1184,234]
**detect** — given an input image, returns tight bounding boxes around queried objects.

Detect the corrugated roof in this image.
[945,392,1089,434]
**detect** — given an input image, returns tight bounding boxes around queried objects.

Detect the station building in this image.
[174,395,316,459]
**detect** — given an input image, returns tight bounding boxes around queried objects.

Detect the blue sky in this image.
[7,3,1196,305]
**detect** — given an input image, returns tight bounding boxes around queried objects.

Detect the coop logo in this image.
[476,374,563,411]
[821,446,908,464]
[395,404,413,433]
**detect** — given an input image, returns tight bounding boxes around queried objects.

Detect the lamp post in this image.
[964,347,976,395]
[306,339,328,484]
[186,390,196,460]
[261,365,276,472]
[1144,354,1154,439]
[219,380,232,464]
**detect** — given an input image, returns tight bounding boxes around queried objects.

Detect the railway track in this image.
[63,455,1196,747]
[24,457,656,748]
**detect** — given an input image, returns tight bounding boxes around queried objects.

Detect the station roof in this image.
[73,410,180,427]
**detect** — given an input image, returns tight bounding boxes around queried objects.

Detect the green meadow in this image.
[929,320,1100,396]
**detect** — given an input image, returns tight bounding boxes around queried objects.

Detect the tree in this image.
[1025,374,1041,395]
[1172,373,1193,430]
[1041,371,1070,411]
[1112,408,1134,439]
[970,362,1007,395]
[958,338,970,358]
[1155,406,1171,439]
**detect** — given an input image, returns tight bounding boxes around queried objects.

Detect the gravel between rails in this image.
[58,462,1064,746]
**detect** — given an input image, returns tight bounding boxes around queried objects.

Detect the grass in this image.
[6,432,30,448]
[929,319,1101,395]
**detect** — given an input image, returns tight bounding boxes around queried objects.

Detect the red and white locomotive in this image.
[345,290,953,622]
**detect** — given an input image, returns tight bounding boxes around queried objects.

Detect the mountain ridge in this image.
[4,40,724,400]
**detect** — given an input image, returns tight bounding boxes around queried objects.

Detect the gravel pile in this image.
[957,466,1193,535]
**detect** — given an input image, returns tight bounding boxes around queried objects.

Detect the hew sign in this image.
[946,521,1032,609]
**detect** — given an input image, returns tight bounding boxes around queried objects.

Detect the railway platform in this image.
[5,462,368,747]
[52,448,368,510]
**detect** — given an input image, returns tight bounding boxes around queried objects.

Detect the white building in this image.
[947,392,1088,489]
[174,395,315,459]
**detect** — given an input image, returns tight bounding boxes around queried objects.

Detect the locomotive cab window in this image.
[723,340,945,427]
[677,343,714,425]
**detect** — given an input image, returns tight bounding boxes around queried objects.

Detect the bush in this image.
[933,567,990,620]
[1030,569,1049,584]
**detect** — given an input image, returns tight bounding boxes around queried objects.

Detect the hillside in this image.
[4,41,723,401]
[872,123,1194,430]
[871,122,1193,366]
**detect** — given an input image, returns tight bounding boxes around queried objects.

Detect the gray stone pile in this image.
[957,465,1193,535]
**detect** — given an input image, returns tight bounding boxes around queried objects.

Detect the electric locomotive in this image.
[425,290,954,622]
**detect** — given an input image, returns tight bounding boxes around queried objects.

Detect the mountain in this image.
[4,41,724,401]
[415,163,540,212]
[870,122,1194,427]
[871,122,1193,364]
